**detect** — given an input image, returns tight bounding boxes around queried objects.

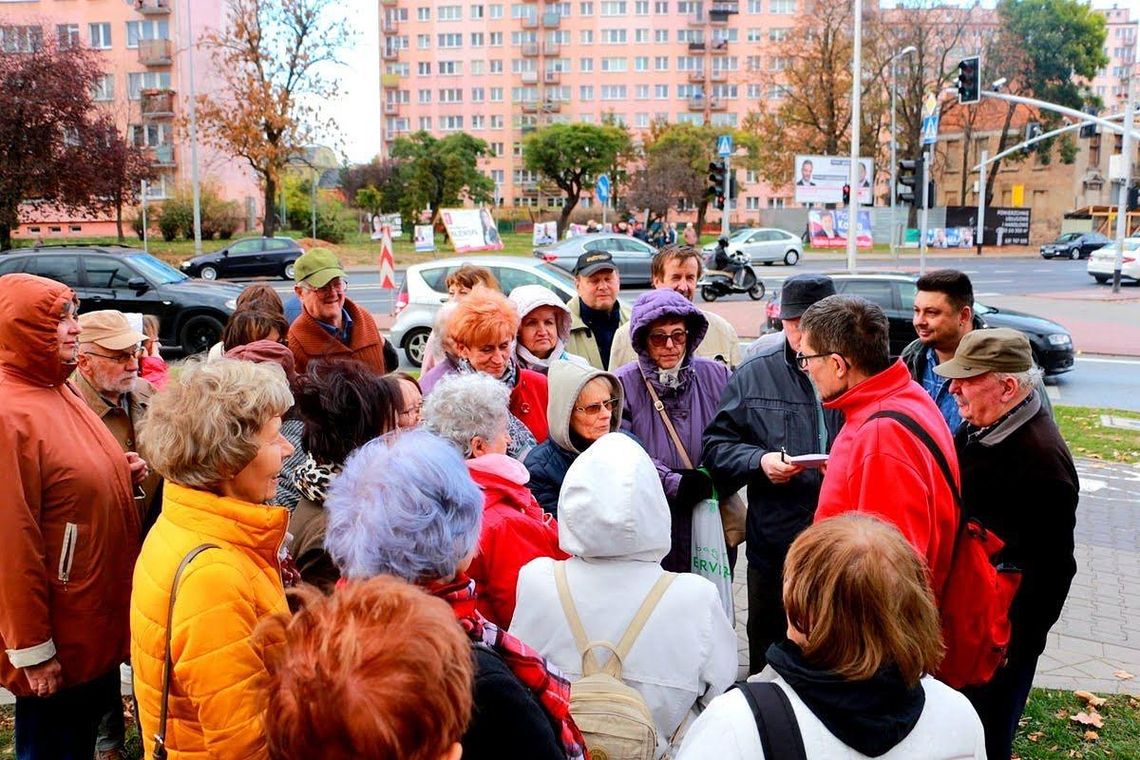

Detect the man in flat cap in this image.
[703,274,843,672]
[937,328,1078,760]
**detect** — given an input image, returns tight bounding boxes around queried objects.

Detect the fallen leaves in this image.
[1113,669,1134,680]
[1070,710,1104,728]
[1074,690,1107,708]
[1082,730,1099,741]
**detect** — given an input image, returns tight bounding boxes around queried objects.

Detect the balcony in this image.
[134,0,171,16]
[688,41,706,52]
[381,18,399,33]
[522,16,539,28]
[149,144,175,167]
[710,0,740,13]
[542,12,561,27]
[137,39,172,66]
[710,41,729,55]
[687,96,705,111]
[543,41,561,56]
[381,73,402,88]
[687,71,705,83]
[541,100,562,113]
[140,89,175,118]
[543,70,561,84]
[381,48,400,61]
[520,71,539,84]
[383,102,401,115]
[710,71,727,82]
[709,98,727,110]
[521,102,539,113]
[522,42,540,56]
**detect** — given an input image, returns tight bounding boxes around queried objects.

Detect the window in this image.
[747,0,762,11]
[747,28,762,42]
[417,7,431,21]
[126,19,168,48]
[418,61,431,75]
[26,256,80,288]
[57,24,80,48]
[601,1,627,15]
[472,4,485,17]
[419,116,432,130]
[490,4,504,18]
[418,88,431,103]
[635,84,649,99]
[835,280,894,311]
[417,34,430,48]
[84,258,136,290]
[490,87,504,101]
[602,29,626,44]
[438,5,462,20]
[769,28,788,42]
[490,32,503,46]
[654,84,669,98]
[1,25,43,53]
[128,71,171,99]
[746,55,761,71]
[635,28,649,43]
[512,59,536,73]
[470,32,484,46]
[601,57,627,72]
[654,0,669,10]
[580,29,593,44]
[471,60,485,75]
[89,22,112,49]
[92,75,115,102]
[580,1,594,14]
[746,197,760,210]
[473,115,487,129]
[770,0,795,13]
[491,114,504,128]
[438,61,461,75]
[655,29,668,43]
[472,86,485,102]
[635,56,648,71]
[654,56,668,70]
[438,33,462,47]
[601,84,627,99]
[746,83,762,98]
[580,84,594,100]
[677,0,700,12]
[580,57,593,72]
[441,115,464,131]
[490,59,504,73]
[635,112,650,127]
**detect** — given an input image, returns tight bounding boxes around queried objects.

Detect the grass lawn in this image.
[1054,406,1140,464]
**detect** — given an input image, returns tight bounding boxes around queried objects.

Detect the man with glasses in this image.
[703,274,843,672]
[287,248,394,375]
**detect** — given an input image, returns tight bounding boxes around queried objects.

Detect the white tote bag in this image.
[691,498,735,626]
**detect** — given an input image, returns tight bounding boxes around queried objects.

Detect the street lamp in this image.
[889,45,917,259]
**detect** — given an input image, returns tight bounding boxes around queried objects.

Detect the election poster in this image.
[439,208,504,253]
[413,225,435,252]
[794,155,875,206]
[925,227,975,248]
[532,221,558,246]
[370,212,402,240]
[808,209,873,249]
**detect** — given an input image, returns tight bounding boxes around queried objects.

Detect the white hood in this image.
[508,284,573,342]
[557,432,671,562]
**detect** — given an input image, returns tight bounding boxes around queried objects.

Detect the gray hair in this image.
[995,365,1043,392]
[422,372,510,458]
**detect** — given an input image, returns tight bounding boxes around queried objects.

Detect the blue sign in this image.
[595,174,611,204]
[921,114,940,146]
[717,134,734,157]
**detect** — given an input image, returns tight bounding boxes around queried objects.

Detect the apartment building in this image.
[0,0,258,238]
[1090,3,1137,114]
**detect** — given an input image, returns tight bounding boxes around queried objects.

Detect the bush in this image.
[155,181,242,240]
[157,211,181,242]
[129,214,145,240]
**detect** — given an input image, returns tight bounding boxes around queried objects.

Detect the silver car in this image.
[702,227,803,266]
[533,233,658,285]
[389,255,579,366]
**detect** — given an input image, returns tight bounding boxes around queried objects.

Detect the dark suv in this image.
[0,246,240,355]
[180,237,304,280]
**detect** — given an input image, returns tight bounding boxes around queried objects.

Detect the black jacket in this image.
[524,439,578,517]
[955,396,1078,664]
[702,338,843,572]
[462,644,564,759]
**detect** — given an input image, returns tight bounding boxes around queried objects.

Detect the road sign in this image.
[921,92,939,146]
[717,134,733,157]
[595,174,611,204]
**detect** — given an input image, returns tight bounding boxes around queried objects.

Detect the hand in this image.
[760,452,804,485]
[675,469,714,507]
[24,657,62,697]
[126,452,149,486]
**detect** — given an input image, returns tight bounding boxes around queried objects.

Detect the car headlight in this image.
[180,261,191,268]
[224,299,237,310]
[1047,333,1071,346]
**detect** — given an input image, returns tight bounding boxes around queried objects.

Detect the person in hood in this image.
[524,359,624,516]
[0,274,144,760]
[613,289,732,572]
[512,433,738,758]
[423,372,567,630]
[508,284,590,373]
[676,514,985,759]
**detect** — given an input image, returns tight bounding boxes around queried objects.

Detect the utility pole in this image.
[976,149,987,256]
[721,154,731,239]
[890,46,916,260]
[919,145,932,275]
[846,0,863,272]
[1113,71,1136,294]
[185,0,203,254]
[141,180,149,254]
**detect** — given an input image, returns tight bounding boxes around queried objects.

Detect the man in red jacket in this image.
[800,294,959,596]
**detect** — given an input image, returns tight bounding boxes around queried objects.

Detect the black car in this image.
[0,246,240,355]
[180,236,304,280]
[1040,231,1110,260]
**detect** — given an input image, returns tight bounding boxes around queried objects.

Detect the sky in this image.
[327,0,381,164]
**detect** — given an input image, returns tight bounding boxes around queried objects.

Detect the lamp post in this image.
[889,46,916,259]
[845,0,863,271]
[185,0,203,254]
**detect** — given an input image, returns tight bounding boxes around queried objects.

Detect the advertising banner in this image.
[944,206,1032,246]
[370,212,402,240]
[925,227,975,248]
[808,209,873,249]
[440,209,504,253]
[413,225,435,252]
[794,155,875,205]
[532,221,558,246]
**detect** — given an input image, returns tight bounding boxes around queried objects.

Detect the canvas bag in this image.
[691,497,735,624]
[554,562,675,760]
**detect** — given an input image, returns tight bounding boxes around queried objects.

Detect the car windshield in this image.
[1056,233,1081,242]
[537,261,577,288]
[730,229,754,242]
[128,253,189,284]
[974,300,994,316]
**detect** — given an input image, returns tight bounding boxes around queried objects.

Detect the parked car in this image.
[0,245,240,355]
[180,237,305,280]
[390,255,581,366]
[1087,238,1140,284]
[763,272,1074,374]
[1040,231,1110,260]
[533,233,658,285]
[701,227,803,266]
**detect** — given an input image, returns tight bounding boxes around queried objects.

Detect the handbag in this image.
[642,377,747,549]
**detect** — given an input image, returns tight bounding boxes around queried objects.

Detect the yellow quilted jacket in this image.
[130,482,289,760]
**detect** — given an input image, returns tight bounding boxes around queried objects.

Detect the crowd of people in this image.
[0,242,1079,760]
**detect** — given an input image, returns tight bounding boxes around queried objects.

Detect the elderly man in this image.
[287,247,396,375]
[565,250,629,370]
[0,274,143,760]
[608,245,741,370]
[935,328,1078,760]
[703,274,843,672]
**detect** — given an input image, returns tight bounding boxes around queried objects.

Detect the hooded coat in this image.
[0,274,141,697]
[511,434,738,759]
[613,290,731,572]
[524,359,624,516]
[509,285,591,374]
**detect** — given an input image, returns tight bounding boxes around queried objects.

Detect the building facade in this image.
[1090,3,1136,114]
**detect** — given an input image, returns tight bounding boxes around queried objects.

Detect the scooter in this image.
[699,250,765,302]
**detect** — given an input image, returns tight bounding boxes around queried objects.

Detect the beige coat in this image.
[565,297,630,370]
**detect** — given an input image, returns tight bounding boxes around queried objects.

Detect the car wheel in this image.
[700,285,719,302]
[1093,274,1110,284]
[403,327,431,368]
[1070,247,1081,260]
[199,265,218,281]
[784,249,800,266]
[179,314,224,355]
[749,281,766,300]
[283,261,296,280]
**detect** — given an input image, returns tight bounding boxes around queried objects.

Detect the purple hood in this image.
[629,289,708,361]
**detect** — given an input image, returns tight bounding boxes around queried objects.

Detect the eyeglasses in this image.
[302,278,347,295]
[646,329,688,348]
[574,397,619,415]
[795,351,836,370]
[84,347,142,363]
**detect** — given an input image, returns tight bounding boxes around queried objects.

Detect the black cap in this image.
[779,274,836,319]
[574,250,617,276]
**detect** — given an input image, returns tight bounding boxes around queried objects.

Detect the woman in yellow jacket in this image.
[132,359,295,759]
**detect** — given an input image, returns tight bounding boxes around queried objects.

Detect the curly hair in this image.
[421,371,509,458]
[446,286,520,351]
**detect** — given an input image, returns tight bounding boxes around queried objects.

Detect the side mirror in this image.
[220,250,229,257]
[127,276,150,294]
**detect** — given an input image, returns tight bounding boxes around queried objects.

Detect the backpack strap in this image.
[865,410,961,506]
[733,681,808,760]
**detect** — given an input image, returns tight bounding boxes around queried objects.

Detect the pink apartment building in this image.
[1090,3,1136,114]
[1,0,259,239]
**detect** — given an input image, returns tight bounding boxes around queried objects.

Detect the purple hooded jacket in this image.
[613,289,731,572]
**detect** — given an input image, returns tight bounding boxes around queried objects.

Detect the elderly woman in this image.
[288,360,401,591]
[423,372,566,629]
[614,289,731,572]
[524,359,624,516]
[508,284,589,373]
[512,433,738,759]
[421,287,549,458]
[422,265,500,374]
[389,371,424,429]
[676,515,986,759]
[132,359,295,759]
[324,429,585,760]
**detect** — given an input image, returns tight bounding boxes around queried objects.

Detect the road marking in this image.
[1077,357,1140,366]
[975,292,1000,297]
[1079,478,1107,493]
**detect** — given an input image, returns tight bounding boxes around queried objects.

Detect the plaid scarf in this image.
[432,575,588,760]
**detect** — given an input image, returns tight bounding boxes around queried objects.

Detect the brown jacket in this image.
[287,495,339,593]
[287,298,386,376]
[0,274,141,696]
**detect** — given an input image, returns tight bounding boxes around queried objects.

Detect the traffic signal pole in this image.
[1112,73,1135,294]
[920,146,931,275]
[722,155,731,240]
[976,149,987,256]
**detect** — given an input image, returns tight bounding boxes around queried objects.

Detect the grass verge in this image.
[1054,406,1140,464]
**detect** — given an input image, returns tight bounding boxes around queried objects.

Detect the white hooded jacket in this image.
[508,284,591,373]
[511,433,739,758]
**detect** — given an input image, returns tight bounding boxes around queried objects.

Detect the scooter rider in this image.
[713,237,745,287]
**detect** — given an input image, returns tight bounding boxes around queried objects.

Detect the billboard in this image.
[794,155,875,205]
[944,206,1032,246]
[439,208,504,253]
[808,209,873,249]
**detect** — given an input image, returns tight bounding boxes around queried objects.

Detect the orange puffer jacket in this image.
[131,482,289,760]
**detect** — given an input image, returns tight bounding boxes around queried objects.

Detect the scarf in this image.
[431,575,588,760]
[456,357,537,460]
[293,453,340,504]
[516,339,569,373]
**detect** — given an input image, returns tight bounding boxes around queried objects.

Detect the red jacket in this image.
[511,368,550,444]
[814,360,959,596]
[466,455,567,629]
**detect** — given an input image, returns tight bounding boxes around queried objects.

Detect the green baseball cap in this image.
[293,247,346,288]
[933,328,1033,379]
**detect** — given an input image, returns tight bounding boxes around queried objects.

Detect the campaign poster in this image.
[440,208,504,253]
[532,221,558,247]
[926,227,975,248]
[370,212,402,240]
[794,155,875,206]
[414,225,435,252]
[808,209,872,249]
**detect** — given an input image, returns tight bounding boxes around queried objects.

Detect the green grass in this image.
[1014,689,1140,759]
[1054,406,1140,464]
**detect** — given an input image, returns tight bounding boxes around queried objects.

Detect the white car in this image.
[389,255,579,366]
[702,227,803,266]
[1087,238,1140,284]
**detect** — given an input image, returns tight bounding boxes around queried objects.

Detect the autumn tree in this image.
[196,0,349,237]
[92,120,155,242]
[627,153,698,227]
[388,131,495,228]
[340,156,400,204]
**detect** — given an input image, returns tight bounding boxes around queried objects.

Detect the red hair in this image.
[447,285,520,350]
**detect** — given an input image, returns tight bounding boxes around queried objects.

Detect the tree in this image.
[91,120,155,242]
[195,0,349,237]
[340,156,400,201]
[626,152,699,227]
[523,123,631,237]
[389,131,495,229]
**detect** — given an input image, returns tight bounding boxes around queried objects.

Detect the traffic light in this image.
[842,184,851,206]
[1129,185,1140,212]
[1023,122,1042,155]
[956,56,980,105]
[707,160,725,200]
[897,157,925,207]
[925,180,936,210]
[1079,107,1099,139]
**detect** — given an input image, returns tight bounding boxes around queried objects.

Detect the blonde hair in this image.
[138,358,293,490]
[783,514,944,687]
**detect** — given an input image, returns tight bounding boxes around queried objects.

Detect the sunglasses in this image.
[574,397,619,415]
[646,329,688,348]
